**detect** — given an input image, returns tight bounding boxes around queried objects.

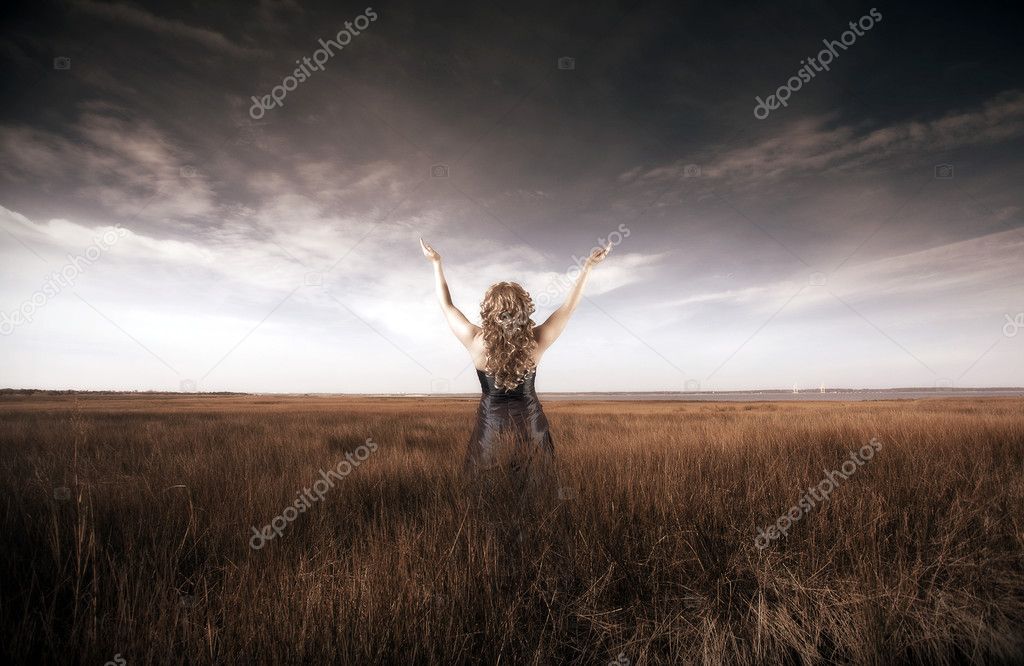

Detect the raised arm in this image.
[535,242,611,353]
[420,239,479,349]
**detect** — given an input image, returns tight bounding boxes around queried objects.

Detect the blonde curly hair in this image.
[480,282,538,390]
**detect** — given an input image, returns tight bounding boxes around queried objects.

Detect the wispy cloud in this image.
[0,113,216,221]
[633,90,1024,185]
[74,0,264,58]
[661,228,1023,322]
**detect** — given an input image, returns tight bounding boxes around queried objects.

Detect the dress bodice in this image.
[475,369,538,398]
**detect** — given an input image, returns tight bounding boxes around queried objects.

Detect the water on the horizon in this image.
[537,388,1024,401]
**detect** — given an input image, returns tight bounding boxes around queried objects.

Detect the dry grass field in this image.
[1,393,1022,664]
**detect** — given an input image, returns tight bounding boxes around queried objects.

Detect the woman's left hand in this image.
[420,238,441,264]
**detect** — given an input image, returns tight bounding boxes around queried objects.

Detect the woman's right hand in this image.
[419,238,441,264]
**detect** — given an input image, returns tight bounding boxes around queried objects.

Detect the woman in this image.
[419,238,611,470]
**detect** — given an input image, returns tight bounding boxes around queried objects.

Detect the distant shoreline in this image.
[538,388,1024,402]
[2,387,1022,402]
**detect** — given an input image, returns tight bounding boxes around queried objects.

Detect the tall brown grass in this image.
[1,394,1022,664]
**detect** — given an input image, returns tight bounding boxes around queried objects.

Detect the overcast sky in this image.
[1,0,1022,393]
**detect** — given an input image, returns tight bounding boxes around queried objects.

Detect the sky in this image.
[0,0,1022,393]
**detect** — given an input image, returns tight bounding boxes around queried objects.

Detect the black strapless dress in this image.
[465,369,554,468]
